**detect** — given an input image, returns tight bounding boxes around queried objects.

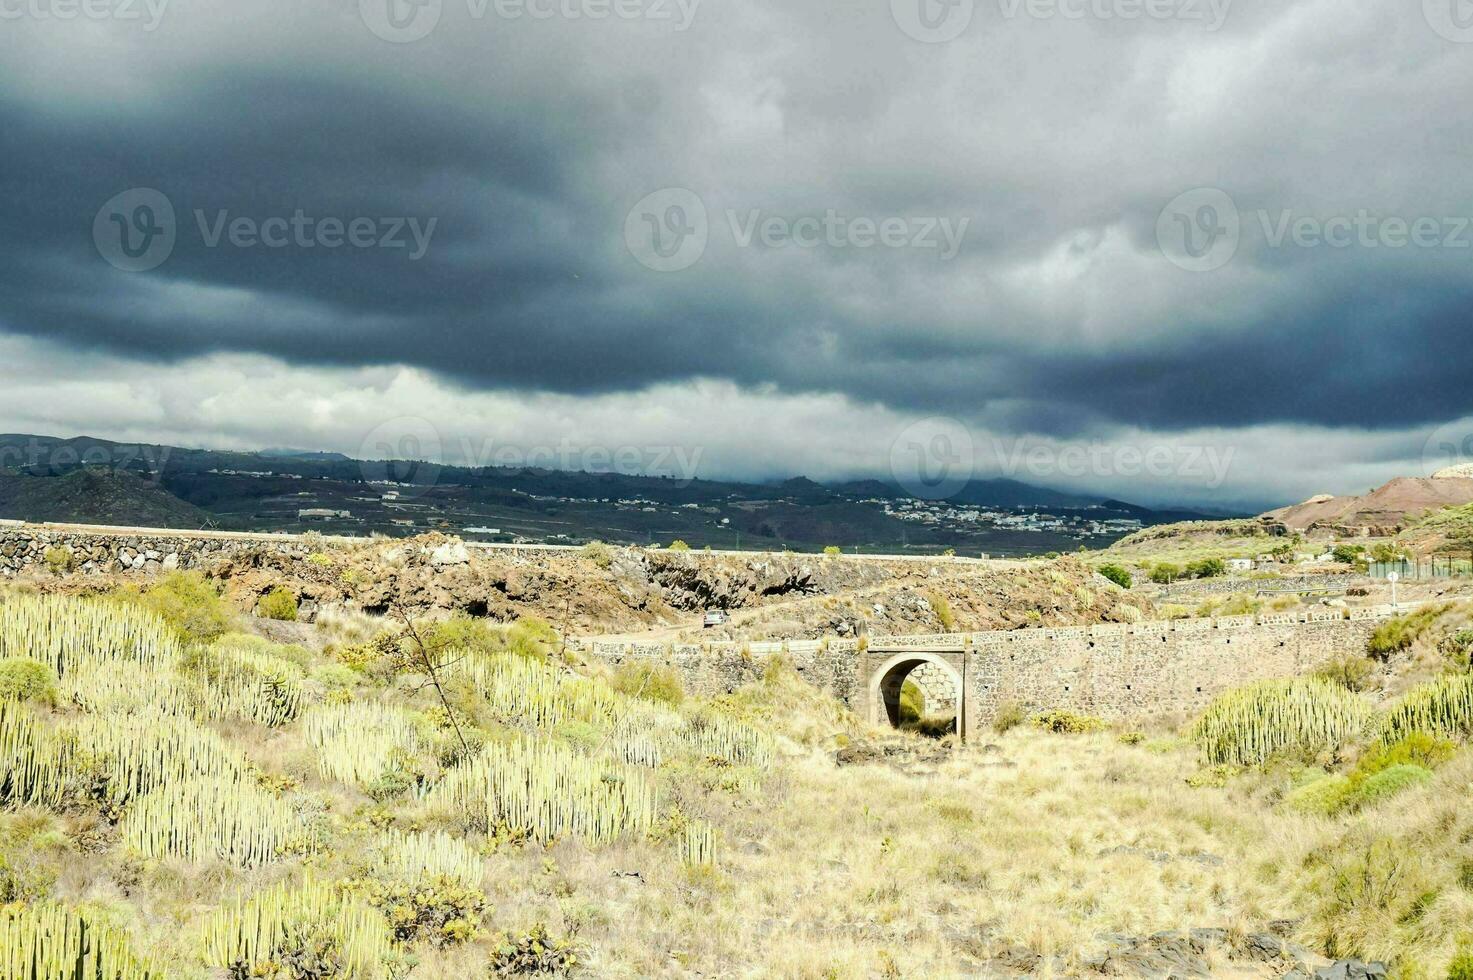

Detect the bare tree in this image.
[390,600,471,755]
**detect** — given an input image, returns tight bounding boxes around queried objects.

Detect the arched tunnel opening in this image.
[877,657,959,739]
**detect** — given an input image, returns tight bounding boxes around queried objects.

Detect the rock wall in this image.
[581,608,1396,733]
[0,523,307,576]
[1154,574,1361,600]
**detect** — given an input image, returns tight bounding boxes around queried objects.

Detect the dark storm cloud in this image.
[3,0,1473,460]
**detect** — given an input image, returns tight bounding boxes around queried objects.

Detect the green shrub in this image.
[898,679,924,725]
[1332,544,1365,565]
[257,587,299,622]
[1368,605,1451,660]
[343,874,487,947]
[823,545,842,556]
[581,541,613,569]
[43,546,74,575]
[0,657,59,706]
[505,618,556,661]
[1186,557,1226,579]
[1356,733,1456,777]
[488,923,579,977]
[1185,763,1244,789]
[1190,678,1374,766]
[1030,710,1105,735]
[1118,731,1145,745]
[1346,764,1432,811]
[1285,774,1353,816]
[1448,945,1473,980]
[1314,654,1377,693]
[991,701,1025,734]
[610,662,684,707]
[112,571,237,643]
[927,592,956,631]
[668,539,691,552]
[1149,563,1182,584]
[310,663,360,690]
[1097,564,1132,589]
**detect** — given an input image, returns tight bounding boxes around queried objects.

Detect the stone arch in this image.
[869,652,964,734]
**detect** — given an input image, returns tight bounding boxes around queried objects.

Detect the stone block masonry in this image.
[579,610,1398,738]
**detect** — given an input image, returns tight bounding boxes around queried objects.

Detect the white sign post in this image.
[1387,571,1399,612]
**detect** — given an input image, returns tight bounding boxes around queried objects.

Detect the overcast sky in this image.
[3,0,1472,510]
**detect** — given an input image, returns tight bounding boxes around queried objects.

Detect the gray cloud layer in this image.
[3,0,1472,504]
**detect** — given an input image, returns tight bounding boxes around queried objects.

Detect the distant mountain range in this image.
[0,432,1224,554]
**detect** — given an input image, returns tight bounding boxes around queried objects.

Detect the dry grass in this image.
[5,593,1473,978]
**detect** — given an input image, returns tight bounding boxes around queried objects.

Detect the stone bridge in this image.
[576,606,1406,739]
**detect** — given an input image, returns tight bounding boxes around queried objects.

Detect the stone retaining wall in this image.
[581,608,1399,734]
[0,524,309,576]
[1153,574,1359,599]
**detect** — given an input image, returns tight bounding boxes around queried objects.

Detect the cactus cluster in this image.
[0,901,162,980]
[372,829,486,888]
[431,736,658,844]
[305,701,421,788]
[0,594,179,677]
[123,775,297,866]
[1382,674,1473,743]
[0,703,247,811]
[202,877,392,979]
[1190,678,1375,766]
[454,652,773,769]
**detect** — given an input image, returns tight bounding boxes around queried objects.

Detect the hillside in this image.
[1263,476,1473,536]
[0,433,1207,556]
[0,469,210,528]
[3,573,1472,976]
